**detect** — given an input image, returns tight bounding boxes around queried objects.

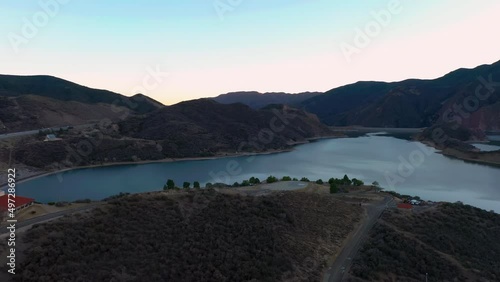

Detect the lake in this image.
[473,143,500,152]
[16,135,500,212]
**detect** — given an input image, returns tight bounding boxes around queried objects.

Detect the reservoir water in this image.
[16,135,500,212]
[473,143,500,152]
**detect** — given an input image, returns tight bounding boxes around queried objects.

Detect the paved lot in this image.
[259,181,309,191]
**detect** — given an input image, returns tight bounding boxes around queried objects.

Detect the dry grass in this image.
[11,189,362,282]
[348,203,500,282]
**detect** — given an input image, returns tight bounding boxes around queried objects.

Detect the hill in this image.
[301,60,500,130]
[119,99,334,157]
[348,203,500,281]
[9,190,362,282]
[0,99,334,175]
[0,95,133,133]
[0,75,163,132]
[213,91,321,109]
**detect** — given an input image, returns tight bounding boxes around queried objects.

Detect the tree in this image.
[292,177,298,181]
[241,180,250,186]
[166,179,175,190]
[266,175,278,183]
[342,174,351,185]
[372,181,380,187]
[281,176,292,181]
[205,182,213,188]
[249,177,261,185]
[315,179,323,184]
[233,182,240,187]
[352,178,364,186]
[300,177,310,182]
[193,181,200,188]
[330,183,338,194]
[183,182,190,189]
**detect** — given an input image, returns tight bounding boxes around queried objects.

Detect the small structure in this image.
[44,134,62,142]
[397,203,413,210]
[0,195,35,212]
[410,199,421,206]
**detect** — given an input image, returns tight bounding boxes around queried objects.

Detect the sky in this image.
[1,0,499,105]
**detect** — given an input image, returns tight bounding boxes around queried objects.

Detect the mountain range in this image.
[216,60,500,131]
[213,91,321,109]
[0,75,163,133]
[1,60,499,136]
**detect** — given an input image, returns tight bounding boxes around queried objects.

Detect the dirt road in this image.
[323,195,394,282]
[0,202,103,236]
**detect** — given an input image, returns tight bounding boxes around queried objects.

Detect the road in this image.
[0,124,93,140]
[0,203,104,235]
[323,196,395,282]
[331,126,424,133]
[0,129,40,140]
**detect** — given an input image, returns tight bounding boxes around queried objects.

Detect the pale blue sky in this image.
[1,0,499,104]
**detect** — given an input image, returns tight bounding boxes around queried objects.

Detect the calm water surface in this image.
[473,143,500,152]
[16,135,500,212]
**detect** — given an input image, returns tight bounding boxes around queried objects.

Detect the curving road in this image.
[0,124,93,140]
[0,203,104,235]
[323,195,394,282]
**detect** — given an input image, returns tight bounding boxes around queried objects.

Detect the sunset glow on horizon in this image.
[1,0,499,105]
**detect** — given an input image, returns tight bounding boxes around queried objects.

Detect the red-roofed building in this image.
[397,203,413,209]
[0,195,35,212]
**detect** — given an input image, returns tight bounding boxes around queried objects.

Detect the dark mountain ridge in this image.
[0,74,163,113]
[213,91,321,109]
[301,60,500,129]
[0,75,164,133]
[119,99,333,157]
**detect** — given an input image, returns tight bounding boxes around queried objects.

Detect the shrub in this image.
[166,179,175,190]
[315,179,323,184]
[300,177,310,182]
[330,183,338,194]
[249,177,261,184]
[267,175,278,183]
[281,176,292,181]
[74,199,91,204]
[352,178,364,186]
[342,174,351,185]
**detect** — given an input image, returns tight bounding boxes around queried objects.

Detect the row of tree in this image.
[163,175,380,191]
[163,179,201,190]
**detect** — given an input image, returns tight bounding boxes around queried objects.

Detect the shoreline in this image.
[7,133,498,189]
[1,135,343,188]
[1,149,292,189]
[420,140,500,167]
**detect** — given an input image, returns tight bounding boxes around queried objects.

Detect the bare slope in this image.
[348,203,500,282]
[11,190,362,282]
